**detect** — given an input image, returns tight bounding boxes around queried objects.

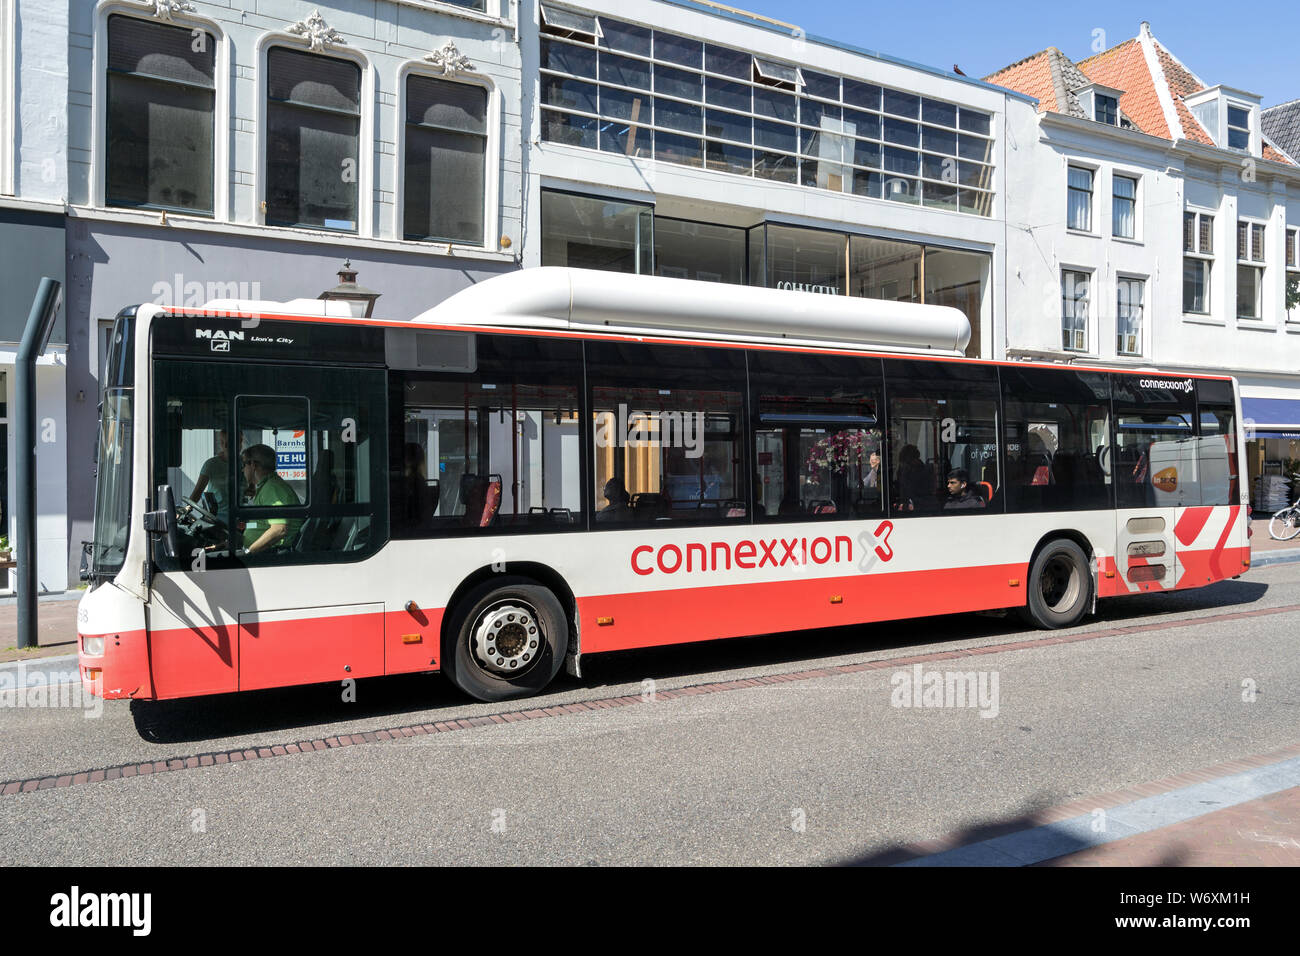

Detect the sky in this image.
[733,0,1300,108]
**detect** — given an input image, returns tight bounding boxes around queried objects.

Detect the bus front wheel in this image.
[442,577,568,702]
[1020,539,1091,630]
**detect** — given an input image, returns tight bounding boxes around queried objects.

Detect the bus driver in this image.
[240,444,302,553]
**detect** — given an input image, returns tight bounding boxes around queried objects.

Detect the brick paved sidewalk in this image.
[1039,785,1300,866]
[1248,518,1300,554]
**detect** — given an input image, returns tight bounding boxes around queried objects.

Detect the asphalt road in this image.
[1,564,1297,865]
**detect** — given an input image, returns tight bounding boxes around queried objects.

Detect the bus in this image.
[78,267,1249,704]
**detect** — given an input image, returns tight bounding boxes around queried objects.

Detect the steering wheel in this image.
[1097,445,1112,476]
[179,496,226,535]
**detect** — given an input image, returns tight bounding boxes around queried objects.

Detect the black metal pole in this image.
[16,277,63,650]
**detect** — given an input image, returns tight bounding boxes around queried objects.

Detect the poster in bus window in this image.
[275,429,307,481]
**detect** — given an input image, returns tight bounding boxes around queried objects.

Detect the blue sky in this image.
[733,0,1300,107]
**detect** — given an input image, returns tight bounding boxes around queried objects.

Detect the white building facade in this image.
[990,25,1300,500]
[1,0,69,593]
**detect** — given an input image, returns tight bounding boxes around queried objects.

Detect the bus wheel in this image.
[1020,539,1091,629]
[442,577,568,702]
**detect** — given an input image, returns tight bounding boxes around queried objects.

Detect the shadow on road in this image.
[129,577,1272,744]
[839,791,1193,867]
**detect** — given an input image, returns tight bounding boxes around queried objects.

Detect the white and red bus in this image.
[78,267,1249,703]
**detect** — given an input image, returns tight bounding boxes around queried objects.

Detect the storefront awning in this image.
[1241,397,1300,438]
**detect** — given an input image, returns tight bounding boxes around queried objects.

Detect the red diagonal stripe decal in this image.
[1174,506,1212,546]
[1209,506,1241,580]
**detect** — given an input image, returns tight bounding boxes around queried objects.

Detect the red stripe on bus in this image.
[1208,507,1243,582]
[83,608,444,701]
[576,562,1030,654]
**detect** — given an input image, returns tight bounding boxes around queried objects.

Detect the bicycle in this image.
[1269,476,1300,541]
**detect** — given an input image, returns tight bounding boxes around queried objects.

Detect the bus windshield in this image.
[91,388,133,578]
[90,311,137,580]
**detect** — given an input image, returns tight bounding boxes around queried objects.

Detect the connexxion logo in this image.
[1138,377,1194,393]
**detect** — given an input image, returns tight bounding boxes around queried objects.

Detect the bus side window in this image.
[748,350,885,521]
[1001,367,1112,513]
[885,359,1000,515]
[1196,378,1238,507]
[391,334,583,537]
[587,340,747,528]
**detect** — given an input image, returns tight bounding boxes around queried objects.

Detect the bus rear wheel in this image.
[1020,539,1091,629]
[442,577,568,702]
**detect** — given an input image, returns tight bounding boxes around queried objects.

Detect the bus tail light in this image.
[1127,565,1166,583]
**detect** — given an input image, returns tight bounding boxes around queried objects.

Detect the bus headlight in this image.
[82,636,105,657]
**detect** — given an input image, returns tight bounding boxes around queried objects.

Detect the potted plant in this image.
[0,535,10,563]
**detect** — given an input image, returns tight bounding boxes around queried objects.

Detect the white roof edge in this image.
[413,267,972,355]
[198,298,355,317]
[1138,28,1185,140]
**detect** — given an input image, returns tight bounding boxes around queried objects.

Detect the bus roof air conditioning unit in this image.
[411,267,971,355]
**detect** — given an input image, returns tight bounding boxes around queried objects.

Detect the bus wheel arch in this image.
[1019,532,1095,630]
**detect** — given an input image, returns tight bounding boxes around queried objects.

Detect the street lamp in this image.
[318,259,381,318]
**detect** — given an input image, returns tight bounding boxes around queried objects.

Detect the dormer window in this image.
[1095,94,1118,126]
[1227,105,1251,150]
[1185,86,1260,154]
[1076,83,1123,127]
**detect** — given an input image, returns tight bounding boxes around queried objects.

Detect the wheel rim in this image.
[470,601,544,676]
[1040,553,1081,612]
[1271,511,1300,540]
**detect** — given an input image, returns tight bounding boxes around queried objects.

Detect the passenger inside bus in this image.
[894,444,934,512]
[189,428,230,509]
[943,468,986,509]
[597,478,633,522]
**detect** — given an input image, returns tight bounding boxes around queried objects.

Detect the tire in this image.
[1269,508,1300,541]
[441,576,568,702]
[1019,539,1092,629]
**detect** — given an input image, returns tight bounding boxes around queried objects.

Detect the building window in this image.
[653,218,746,283]
[1095,94,1118,126]
[1061,270,1089,351]
[540,189,653,273]
[1183,211,1213,314]
[1287,227,1299,322]
[1067,166,1092,231]
[1227,105,1251,151]
[537,13,994,215]
[1237,220,1265,319]
[1112,175,1136,239]
[265,47,361,232]
[1117,277,1143,356]
[105,15,216,215]
[404,75,488,245]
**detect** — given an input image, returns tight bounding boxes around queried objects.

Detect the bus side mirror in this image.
[78,541,92,582]
[143,485,180,561]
